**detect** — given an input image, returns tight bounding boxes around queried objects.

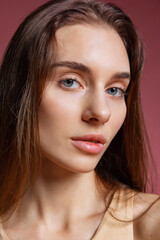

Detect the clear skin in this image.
[4,24,160,240]
[39,24,130,174]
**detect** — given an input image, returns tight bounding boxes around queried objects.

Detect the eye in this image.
[106,87,125,97]
[59,78,81,89]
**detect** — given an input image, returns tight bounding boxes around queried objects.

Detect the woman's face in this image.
[39,24,130,173]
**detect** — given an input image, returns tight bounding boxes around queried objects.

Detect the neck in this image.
[9,159,106,230]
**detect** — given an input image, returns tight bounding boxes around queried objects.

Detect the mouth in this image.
[71,134,106,154]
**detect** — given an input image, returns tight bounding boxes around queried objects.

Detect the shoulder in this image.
[133,192,160,240]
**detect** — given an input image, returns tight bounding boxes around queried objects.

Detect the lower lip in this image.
[71,140,104,154]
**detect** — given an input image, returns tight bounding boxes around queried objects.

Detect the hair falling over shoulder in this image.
[0,0,150,218]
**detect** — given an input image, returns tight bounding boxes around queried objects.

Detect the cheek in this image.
[38,91,81,137]
[109,100,127,132]
[116,102,127,123]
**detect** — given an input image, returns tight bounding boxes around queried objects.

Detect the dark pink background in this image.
[0,0,160,194]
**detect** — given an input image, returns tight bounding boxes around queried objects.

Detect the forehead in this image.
[55,24,130,74]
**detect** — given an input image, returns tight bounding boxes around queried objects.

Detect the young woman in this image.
[0,0,160,239]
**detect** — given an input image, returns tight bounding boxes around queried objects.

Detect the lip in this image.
[71,134,106,154]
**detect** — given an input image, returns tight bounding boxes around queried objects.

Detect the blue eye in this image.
[106,87,125,97]
[60,78,80,89]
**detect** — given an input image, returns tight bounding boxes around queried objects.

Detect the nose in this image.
[82,90,111,125]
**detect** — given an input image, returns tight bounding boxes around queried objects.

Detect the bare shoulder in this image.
[133,192,160,240]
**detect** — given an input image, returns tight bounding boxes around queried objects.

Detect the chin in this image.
[41,151,100,175]
[56,159,99,174]
[69,166,97,174]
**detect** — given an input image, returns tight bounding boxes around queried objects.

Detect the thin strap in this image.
[92,189,134,240]
[0,223,10,240]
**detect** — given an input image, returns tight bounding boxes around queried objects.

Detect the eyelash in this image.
[59,78,82,89]
[58,78,127,97]
[106,88,127,97]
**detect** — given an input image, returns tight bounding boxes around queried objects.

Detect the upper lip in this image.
[71,134,106,144]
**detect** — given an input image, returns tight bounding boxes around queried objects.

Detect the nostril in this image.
[90,118,99,122]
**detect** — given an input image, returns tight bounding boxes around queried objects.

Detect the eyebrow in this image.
[52,61,130,80]
[52,61,91,74]
[111,72,130,81]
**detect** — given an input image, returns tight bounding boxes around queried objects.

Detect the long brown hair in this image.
[0,0,148,217]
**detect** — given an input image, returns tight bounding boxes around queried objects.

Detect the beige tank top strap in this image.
[92,188,134,240]
[0,223,10,240]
